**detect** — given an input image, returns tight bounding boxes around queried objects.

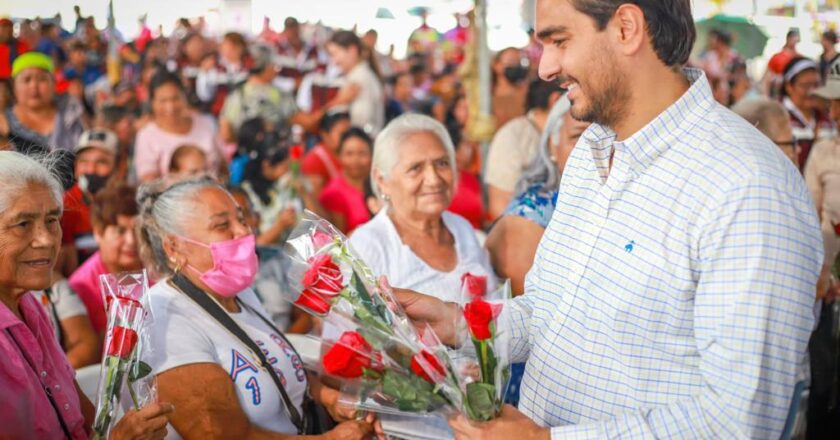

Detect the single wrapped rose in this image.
[460,273,487,298]
[410,349,446,384]
[463,299,503,341]
[323,331,378,378]
[303,254,343,297]
[106,326,139,359]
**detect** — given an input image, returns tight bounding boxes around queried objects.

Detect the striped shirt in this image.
[510,69,823,439]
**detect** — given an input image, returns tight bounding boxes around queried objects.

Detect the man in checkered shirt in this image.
[395,1,824,439]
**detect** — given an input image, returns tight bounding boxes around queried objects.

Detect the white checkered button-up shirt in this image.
[509,69,823,439]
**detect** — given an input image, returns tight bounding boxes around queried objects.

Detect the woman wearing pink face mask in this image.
[135,177,377,440]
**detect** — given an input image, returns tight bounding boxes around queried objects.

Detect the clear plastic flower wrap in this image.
[92,271,157,439]
[454,273,513,421]
[317,312,463,418]
[282,210,416,341]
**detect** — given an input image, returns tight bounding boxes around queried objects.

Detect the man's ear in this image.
[609,3,647,58]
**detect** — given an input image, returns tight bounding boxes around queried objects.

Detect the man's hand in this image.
[448,405,549,440]
[386,276,460,347]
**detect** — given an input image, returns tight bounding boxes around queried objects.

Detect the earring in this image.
[382,194,391,202]
[172,259,183,274]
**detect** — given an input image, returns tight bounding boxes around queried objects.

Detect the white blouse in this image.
[349,210,498,303]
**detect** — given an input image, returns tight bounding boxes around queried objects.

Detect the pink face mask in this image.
[179,234,258,297]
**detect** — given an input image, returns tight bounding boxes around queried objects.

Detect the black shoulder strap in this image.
[44,288,66,350]
[169,274,304,433]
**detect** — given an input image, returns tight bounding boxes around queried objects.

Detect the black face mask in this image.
[504,65,529,84]
[79,173,110,195]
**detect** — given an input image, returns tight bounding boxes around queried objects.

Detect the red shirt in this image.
[301,144,341,184]
[448,170,484,229]
[60,185,92,246]
[319,176,371,234]
[0,39,29,80]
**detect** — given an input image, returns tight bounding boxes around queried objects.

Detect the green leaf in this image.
[128,361,152,382]
[465,382,497,421]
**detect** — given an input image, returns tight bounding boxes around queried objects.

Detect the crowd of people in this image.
[1,1,840,438]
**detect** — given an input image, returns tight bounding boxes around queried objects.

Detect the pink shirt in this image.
[133,113,223,178]
[69,251,108,334]
[0,293,88,439]
[319,176,371,234]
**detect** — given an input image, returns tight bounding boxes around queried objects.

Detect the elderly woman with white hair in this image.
[350,113,497,302]
[0,151,172,439]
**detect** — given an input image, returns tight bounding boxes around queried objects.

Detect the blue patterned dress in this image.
[502,183,559,407]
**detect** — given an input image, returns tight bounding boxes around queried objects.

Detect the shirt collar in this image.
[581,68,716,179]
[0,292,37,331]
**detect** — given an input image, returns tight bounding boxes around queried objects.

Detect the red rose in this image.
[106,326,138,359]
[290,145,304,160]
[463,299,503,341]
[460,273,487,298]
[294,289,332,315]
[833,221,840,237]
[323,331,376,378]
[303,254,343,297]
[410,349,446,384]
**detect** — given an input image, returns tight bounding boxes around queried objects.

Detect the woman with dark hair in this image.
[318,127,373,233]
[134,70,224,182]
[781,56,836,168]
[240,117,322,245]
[325,30,385,135]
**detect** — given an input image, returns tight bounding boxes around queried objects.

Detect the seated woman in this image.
[0,52,85,186]
[240,118,323,245]
[69,184,143,339]
[319,127,373,234]
[485,97,588,295]
[134,177,373,438]
[350,113,496,303]
[0,151,171,439]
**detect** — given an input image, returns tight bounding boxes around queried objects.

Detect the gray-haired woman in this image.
[485,96,589,295]
[349,113,497,304]
[134,177,374,439]
[0,151,172,439]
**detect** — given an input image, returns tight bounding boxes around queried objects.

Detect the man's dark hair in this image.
[98,104,130,126]
[787,29,800,40]
[526,78,563,111]
[571,0,695,66]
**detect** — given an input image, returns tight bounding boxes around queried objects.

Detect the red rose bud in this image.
[410,349,446,384]
[303,254,343,297]
[460,273,487,298]
[463,299,503,341]
[290,145,304,160]
[323,331,375,378]
[294,289,333,315]
[106,326,139,359]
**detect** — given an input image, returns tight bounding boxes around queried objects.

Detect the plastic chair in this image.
[780,381,807,440]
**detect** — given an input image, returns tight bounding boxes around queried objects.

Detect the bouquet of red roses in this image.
[456,273,512,421]
[282,212,464,415]
[92,271,156,439]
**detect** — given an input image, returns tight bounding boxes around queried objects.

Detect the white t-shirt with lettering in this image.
[145,280,307,439]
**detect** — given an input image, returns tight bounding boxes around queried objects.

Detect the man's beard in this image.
[561,52,630,129]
